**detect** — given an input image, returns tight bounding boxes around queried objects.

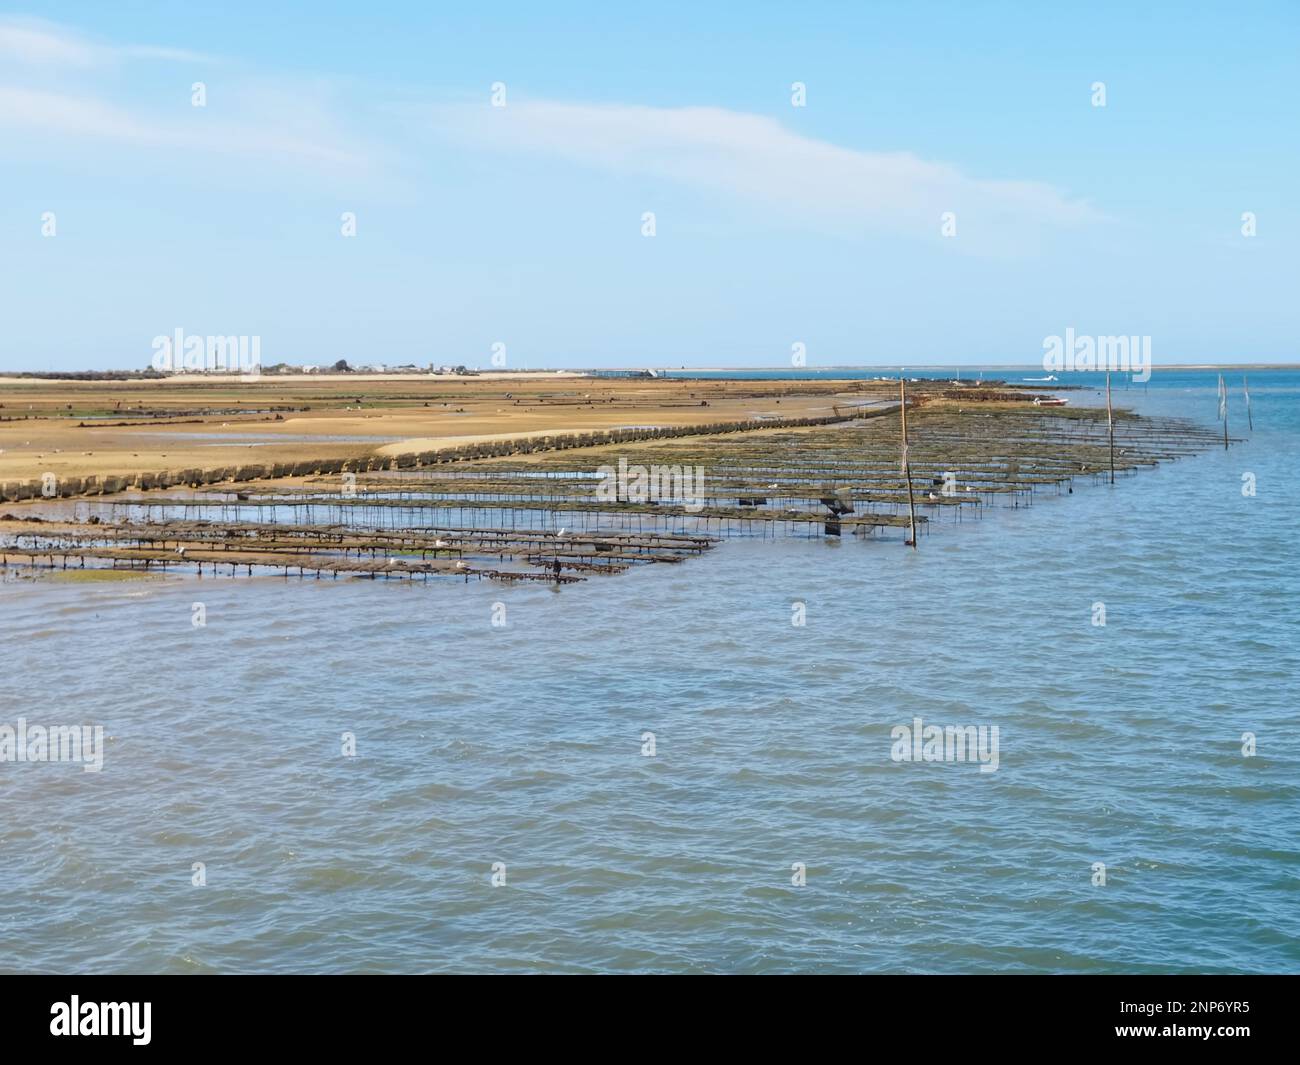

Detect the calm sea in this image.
[2,369,1297,973]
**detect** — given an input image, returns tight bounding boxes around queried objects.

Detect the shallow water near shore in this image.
[2,369,1297,973]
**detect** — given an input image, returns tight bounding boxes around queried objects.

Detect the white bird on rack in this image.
[175,546,187,557]
[433,538,448,549]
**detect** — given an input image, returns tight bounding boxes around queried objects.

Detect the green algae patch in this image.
[47,569,163,583]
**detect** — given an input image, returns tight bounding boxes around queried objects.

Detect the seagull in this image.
[176,546,187,556]
[433,539,448,549]
[454,560,468,570]
[766,483,779,490]
[556,527,566,538]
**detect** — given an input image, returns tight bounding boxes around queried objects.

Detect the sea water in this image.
[1,370,1296,973]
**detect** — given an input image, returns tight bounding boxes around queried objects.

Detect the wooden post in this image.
[1244,375,1253,432]
[1219,373,1229,449]
[1106,371,1115,484]
[900,378,918,550]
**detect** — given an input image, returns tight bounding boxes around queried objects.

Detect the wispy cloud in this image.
[0,86,369,167]
[3,17,1100,232]
[0,86,153,140]
[0,19,371,172]
[0,16,212,67]
[429,99,1100,243]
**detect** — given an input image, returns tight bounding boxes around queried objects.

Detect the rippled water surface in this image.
[2,371,1297,972]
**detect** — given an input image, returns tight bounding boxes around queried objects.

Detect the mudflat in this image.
[0,373,893,486]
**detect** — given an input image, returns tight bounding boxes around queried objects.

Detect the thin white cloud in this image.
[0,21,379,188]
[0,19,371,172]
[0,85,371,169]
[0,18,97,65]
[0,86,153,140]
[3,18,1099,232]
[121,43,213,64]
[0,16,212,66]
[430,100,1099,240]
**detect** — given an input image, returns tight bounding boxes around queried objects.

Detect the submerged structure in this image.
[0,396,1227,583]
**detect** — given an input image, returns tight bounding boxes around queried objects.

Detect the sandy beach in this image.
[0,374,896,488]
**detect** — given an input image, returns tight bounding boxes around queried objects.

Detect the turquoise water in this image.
[1,370,1297,973]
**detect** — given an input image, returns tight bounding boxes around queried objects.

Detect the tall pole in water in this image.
[1106,371,1115,484]
[1219,373,1229,450]
[900,377,918,550]
[1244,375,1253,432]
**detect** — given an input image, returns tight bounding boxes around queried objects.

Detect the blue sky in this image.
[1,1,1296,370]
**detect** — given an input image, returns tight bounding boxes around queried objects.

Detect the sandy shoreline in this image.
[0,375,898,487]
